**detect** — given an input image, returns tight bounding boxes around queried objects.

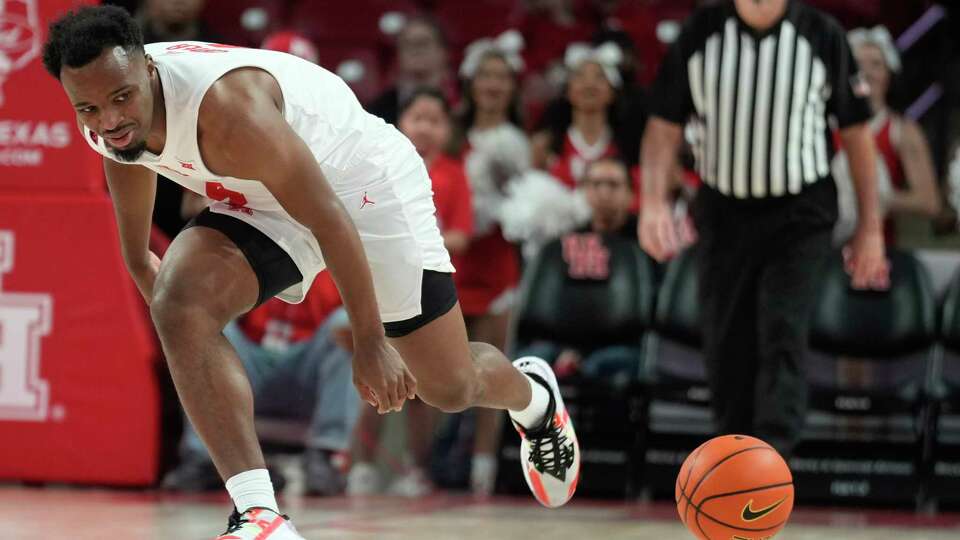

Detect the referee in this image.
[639,0,889,456]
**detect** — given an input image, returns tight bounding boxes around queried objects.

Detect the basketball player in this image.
[42,7,580,539]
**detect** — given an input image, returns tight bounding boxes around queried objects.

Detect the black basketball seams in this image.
[697,481,793,507]
[686,446,772,505]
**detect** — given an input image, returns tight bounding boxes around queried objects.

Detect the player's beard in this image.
[112,140,148,162]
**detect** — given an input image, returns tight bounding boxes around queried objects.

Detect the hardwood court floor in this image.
[2,487,960,539]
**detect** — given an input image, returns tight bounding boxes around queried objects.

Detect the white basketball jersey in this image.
[79,41,453,309]
[80,41,403,209]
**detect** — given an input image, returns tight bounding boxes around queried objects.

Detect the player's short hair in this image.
[398,87,451,118]
[42,6,144,80]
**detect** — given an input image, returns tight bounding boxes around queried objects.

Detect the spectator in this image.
[533,42,633,187]
[346,89,471,497]
[844,26,941,244]
[455,33,530,494]
[640,0,888,458]
[591,29,649,168]
[367,15,456,126]
[519,157,644,381]
[162,271,360,496]
[136,0,223,240]
[137,0,221,44]
[579,157,637,238]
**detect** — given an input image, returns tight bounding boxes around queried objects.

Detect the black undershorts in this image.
[183,208,457,337]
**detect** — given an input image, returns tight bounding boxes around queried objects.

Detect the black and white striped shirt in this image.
[650,0,871,199]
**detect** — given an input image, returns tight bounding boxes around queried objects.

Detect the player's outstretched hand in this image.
[352,338,417,414]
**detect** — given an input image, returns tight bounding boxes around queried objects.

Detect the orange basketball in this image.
[675,435,794,540]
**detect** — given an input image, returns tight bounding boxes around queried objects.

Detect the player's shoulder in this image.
[199,69,280,123]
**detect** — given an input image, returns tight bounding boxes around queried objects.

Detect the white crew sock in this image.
[225,469,279,514]
[508,375,551,430]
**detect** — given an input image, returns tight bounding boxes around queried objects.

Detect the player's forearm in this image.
[840,124,883,232]
[307,198,384,340]
[641,117,683,207]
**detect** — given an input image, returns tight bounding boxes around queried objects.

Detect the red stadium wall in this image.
[0,0,161,486]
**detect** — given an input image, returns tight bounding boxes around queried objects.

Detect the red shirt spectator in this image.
[429,154,474,240]
[239,271,342,347]
[455,138,522,317]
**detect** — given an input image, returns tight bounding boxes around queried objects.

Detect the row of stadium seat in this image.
[496,232,960,508]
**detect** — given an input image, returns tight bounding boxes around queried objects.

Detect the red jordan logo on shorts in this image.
[360,192,375,209]
[178,160,196,171]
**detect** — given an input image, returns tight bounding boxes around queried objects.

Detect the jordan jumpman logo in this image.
[360,192,375,209]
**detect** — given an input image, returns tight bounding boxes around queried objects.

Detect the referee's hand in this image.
[843,227,890,290]
[639,200,680,262]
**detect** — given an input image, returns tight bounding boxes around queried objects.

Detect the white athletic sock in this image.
[225,469,279,514]
[508,375,551,430]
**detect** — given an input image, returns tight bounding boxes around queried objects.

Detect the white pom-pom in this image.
[337,60,366,82]
[496,30,525,53]
[500,171,591,259]
[380,12,406,36]
[657,21,681,44]
[241,8,268,31]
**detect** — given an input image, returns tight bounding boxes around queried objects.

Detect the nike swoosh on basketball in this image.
[741,497,786,522]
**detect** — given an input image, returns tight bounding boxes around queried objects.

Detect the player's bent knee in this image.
[150,284,224,341]
[418,371,477,413]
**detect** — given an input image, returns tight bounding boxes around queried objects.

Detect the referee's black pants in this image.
[691,179,838,457]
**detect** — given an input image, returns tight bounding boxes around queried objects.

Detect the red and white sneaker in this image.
[216,508,304,540]
[512,356,581,508]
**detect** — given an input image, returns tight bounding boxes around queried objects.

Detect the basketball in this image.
[675,435,794,540]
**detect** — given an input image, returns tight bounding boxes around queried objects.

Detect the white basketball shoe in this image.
[511,356,581,508]
[215,508,304,540]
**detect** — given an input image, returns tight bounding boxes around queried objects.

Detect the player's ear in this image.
[145,54,156,75]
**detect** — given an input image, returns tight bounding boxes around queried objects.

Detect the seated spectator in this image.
[346,88,471,497]
[367,15,458,126]
[532,42,633,188]
[579,157,637,238]
[136,0,222,44]
[511,157,657,380]
[162,270,360,496]
[834,26,941,245]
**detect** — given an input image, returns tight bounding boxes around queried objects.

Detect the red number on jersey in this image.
[205,182,248,207]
